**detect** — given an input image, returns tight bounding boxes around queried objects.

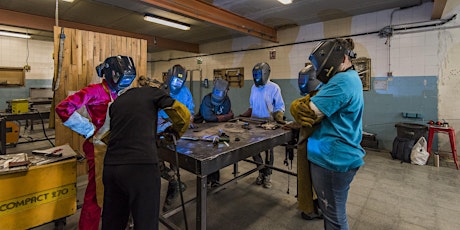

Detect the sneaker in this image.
[255,173,264,185]
[262,175,272,189]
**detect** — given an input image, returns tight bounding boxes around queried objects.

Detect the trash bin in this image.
[395,122,428,141]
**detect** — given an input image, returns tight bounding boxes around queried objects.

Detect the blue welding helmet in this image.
[211,79,229,106]
[167,64,187,95]
[252,62,270,87]
[298,64,322,96]
[96,55,136,92]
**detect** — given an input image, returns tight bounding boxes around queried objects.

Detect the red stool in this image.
[427,126,459,170]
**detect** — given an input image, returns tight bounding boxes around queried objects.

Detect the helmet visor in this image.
[170,77,184,88]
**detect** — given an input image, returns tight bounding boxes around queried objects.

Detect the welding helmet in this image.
[96,55,136,92]
[211,79,229,106]
[167,64,187,95]
[308,39,356,84]
[298,64,322,96]
[252,62,270,87]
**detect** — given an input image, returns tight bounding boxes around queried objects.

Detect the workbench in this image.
[0,111,51,154]
[158,121,293,230]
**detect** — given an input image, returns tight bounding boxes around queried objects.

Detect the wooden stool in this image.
[427,126,458,170]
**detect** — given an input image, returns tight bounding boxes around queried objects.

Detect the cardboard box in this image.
[0,149,77,229]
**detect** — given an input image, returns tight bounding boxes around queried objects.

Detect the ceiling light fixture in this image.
[277,0,293,5]
[62,0,74,2]
[144,14,190,31]
[0,31,31,39]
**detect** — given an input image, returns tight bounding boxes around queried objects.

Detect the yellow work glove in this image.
[163,100,191,138]
[273,110,286,124]
[290,94,318,127]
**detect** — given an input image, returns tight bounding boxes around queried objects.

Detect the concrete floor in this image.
[5,125,460,230]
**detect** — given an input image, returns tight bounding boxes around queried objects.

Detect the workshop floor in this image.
[6,126,460,230]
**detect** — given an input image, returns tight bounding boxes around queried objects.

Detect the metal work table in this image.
[0,111,50,155]
[158,121,293,230]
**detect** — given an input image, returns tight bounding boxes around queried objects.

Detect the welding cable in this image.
[31,109,55,147]
[171,134,189,230]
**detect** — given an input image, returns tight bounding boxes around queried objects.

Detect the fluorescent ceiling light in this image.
[144,14,190,31]
[0,31,31,39]
[278,0,293,4]
[62,0,74,2]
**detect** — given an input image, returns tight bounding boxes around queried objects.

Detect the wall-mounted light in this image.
[144,13,190,31]
[0,31,31,39]
[277,0,293,5]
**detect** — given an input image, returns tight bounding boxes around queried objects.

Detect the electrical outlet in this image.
[387,71,392,77]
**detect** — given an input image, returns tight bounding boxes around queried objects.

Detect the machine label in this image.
[0,184,75,216]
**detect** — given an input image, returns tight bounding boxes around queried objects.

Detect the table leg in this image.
[1,118,6,155]
[197,175,207,230]
[233,163,239,179]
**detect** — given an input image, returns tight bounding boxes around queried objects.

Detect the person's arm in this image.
[55,85,99,138]
[163,100,191,137]
[272,85,286,124]
[215,98,234,122]
[199,95,219,122]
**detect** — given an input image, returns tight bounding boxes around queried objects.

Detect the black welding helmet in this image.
[211,79,229,106]
[308,39,352,84]
[167,64,187,95]
[252,62,270,87]
[298,64,322,96]
[96,55,136,92]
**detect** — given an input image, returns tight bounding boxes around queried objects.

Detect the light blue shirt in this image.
[158,86,195,119]
[308,69,366,172]
[249,81,285,119]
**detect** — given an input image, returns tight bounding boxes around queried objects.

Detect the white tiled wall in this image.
[0,37,54,80]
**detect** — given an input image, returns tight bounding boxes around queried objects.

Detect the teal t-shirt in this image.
[308,69,366,172]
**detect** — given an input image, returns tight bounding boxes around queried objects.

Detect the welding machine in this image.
[6,121,20,146]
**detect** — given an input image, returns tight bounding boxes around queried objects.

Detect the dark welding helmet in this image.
[308,39,350,84]
[167,64,187,95]
[211,79,229,106]
[96,55,136,92]
[252,62,270,87]
[298,64,322,96]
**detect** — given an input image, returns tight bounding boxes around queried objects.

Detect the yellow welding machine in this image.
[11,99,29,114]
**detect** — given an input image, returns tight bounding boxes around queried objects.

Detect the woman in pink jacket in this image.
[56,56,136,230]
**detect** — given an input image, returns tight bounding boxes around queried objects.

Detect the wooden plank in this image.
[121,36,127,55]
[75,29,82,76]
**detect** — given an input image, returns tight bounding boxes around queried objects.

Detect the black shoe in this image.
[301,211,323,220]
[165,180,187,205]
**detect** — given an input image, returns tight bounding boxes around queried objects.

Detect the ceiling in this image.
[0,0,442,53]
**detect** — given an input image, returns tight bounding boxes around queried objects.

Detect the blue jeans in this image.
[310,162,358,230]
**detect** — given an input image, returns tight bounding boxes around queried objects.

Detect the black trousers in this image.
[102,164,161,230]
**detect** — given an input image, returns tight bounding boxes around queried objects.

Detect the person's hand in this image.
[290,95,318,127]
[239,108,252,117]
[273,110,286,124]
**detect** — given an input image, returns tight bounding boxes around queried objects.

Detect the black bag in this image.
[391,137,415,163]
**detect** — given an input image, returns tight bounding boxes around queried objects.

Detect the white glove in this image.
[63,112,95,139]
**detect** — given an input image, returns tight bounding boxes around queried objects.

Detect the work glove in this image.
[63,112,95,139]
[239,108,252,117]
[290,94,319,128]
[273,110,286,124]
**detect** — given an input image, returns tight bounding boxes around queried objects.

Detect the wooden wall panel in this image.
[52,26,147,176]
